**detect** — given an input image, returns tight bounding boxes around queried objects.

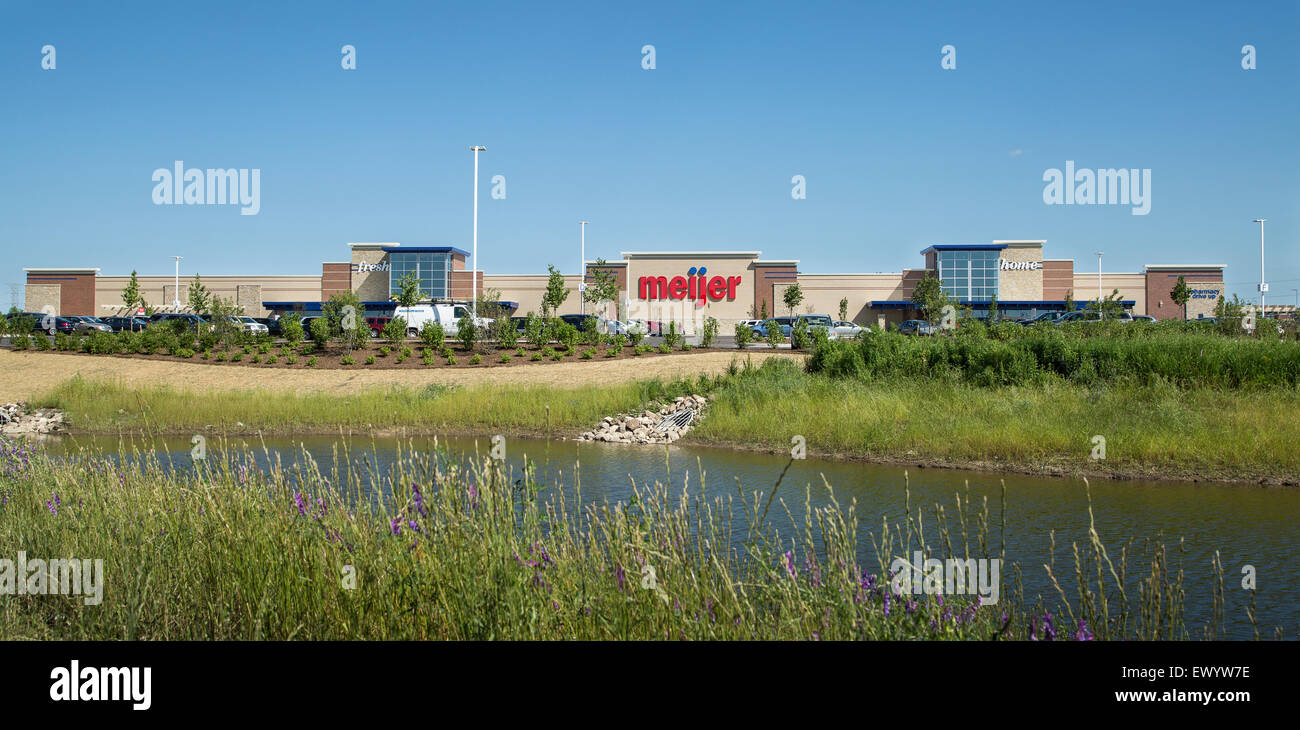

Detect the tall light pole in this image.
[1253,218,1267,314]
[172,256,182,310]
[470,145,486,317]
[579,221,588,315]
[1096,251,1103,302]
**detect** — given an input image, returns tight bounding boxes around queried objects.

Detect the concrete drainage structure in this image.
[577,395,708,445]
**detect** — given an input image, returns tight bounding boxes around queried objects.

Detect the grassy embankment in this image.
[33,339,1300,484]
[1,435,1228,640]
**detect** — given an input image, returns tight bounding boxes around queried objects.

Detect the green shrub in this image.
[530,352,542,361]
[792,318,811,350]
[580,348,595,360]
[280,314,303,345]
[656,344,671,354]
[306,356,318,367]
[341,354,356,365]
[230,352,243,362]
[493,315,519,349]
[524,313,545,349]
[628,326,646,347]
[214,351,228,362]
[420,322,445,351]
[309,317,330,348]
[556,323,579,352]
[384,316,408,347]
[663,321,681,349]
[604,347,618,357]
[365,355,376,365]
[499,353,511,363]
[470,354,483,365]
[701,316,718,348]
[379,346,391,357]
[446,354,457,365]
[250,354,261,363]
[285,354,297,365]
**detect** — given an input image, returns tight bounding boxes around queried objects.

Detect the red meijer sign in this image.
[637,267,741,307]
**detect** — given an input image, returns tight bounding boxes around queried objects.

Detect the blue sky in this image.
[2,0,1297,305]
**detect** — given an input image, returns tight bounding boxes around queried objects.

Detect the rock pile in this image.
[577,395,707,445]
[0,402,67,435]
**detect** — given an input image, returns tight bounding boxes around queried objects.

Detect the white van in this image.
[393,304,492,337]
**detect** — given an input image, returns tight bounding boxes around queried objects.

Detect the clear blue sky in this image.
[2,0,1297,306]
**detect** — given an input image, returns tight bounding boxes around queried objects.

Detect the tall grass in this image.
[697,358,1300,482]
[0,435,1253,640]
[34,375,717,437]
[809,328,1300,388]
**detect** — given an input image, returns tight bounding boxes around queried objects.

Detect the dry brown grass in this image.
[0,348,803,402]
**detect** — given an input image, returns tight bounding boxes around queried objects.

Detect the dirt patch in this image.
[0,347,802,401]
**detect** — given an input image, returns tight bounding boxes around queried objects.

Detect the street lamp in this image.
[470,146,486,318]
[172,256,183,310]
[579,221,588,316]
[1253,219,1267,314]
[1096,251,1103,302]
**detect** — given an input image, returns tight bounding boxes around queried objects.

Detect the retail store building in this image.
[25,239,1226,330]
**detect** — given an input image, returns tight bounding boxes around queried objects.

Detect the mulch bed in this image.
[25,342,733,369]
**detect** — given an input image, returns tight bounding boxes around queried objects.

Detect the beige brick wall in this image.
[996,244,1044,301]
[1185,284,1223,320]
[351,248,390,303]
[26,284,60,315]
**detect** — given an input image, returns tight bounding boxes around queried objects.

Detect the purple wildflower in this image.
[389,517,402,536]
[293,491,307,516]
[1073,619,1094,641]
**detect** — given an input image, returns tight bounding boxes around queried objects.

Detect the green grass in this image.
[0,436,1217,640]
[36,376,703,438]
[30,351,1300,483]
[695,358,1300,483]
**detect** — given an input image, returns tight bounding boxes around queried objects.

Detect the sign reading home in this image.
[999,259,1042,271]
[638,267,742,307]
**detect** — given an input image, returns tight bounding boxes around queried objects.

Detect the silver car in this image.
[239,316,269,334]
[830,320,864,339]
[64,315,112,333]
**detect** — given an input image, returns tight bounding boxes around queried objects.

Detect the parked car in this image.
[101,315,150,332]
[1053,311,1133,324]
[830,320,865,338]
[1017,311,1063,326]
[1131,315,1157,323]
[750,318,792,339]
[365,316,391,337]
[795,314,833,337]
[898,319,935,336]
[239,316,269,335]
[149,313,204,330]
[63,315,113,333]
[253,317,282,336]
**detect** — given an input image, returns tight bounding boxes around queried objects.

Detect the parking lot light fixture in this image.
[579,221,588,316]
[172,256,182,310]
[470,146,486,318]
